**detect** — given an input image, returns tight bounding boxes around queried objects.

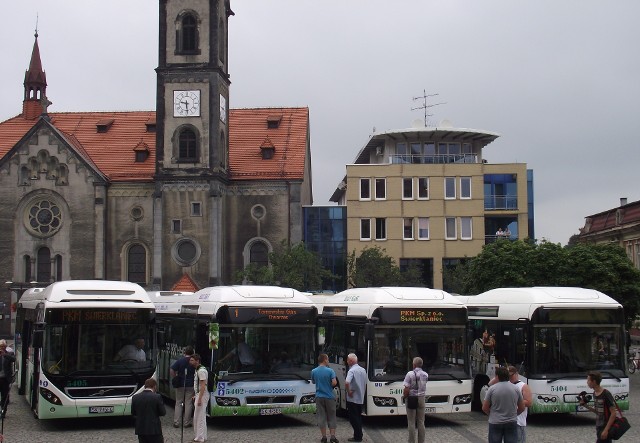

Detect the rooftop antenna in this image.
[35,14,39,37]
[411,90,446,127]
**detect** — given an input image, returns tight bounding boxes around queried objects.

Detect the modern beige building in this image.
[330,122,533,290]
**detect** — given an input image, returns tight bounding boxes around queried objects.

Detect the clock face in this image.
[173,90,201,117]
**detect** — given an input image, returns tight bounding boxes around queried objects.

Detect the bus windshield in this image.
[43,309,155,375]
[215,325,315,379]
[371,326,468,382]
[532,325,624,376]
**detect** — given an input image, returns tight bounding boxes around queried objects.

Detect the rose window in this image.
[26,200,62,237]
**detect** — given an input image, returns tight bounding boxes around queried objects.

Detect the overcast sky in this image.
[2,0,639,245]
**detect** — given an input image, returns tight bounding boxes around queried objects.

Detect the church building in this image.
[0,0,313,292]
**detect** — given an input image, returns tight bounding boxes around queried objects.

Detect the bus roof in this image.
[458,287,622,320]
[311,287,465,318]
[153,285,315,316]
[18,280,153,307]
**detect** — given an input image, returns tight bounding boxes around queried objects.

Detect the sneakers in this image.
[330,437,339,443]
[173,423,180,428]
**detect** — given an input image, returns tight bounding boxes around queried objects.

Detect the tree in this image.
[347,246,424,288]
[459,240,640,326]
[234,241,335,292]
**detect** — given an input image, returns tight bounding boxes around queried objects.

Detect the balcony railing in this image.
[390,154,479,164]
[485,235,517,244]
[484,195,518,210]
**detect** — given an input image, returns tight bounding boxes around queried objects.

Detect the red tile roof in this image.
[229,107,309,181]
[582,199,640,234]
[171,273,200,292]
[0,106,310,183]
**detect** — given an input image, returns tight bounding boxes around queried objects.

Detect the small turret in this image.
[23,32,49,120]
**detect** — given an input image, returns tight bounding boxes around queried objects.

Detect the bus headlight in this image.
[300,395,316,404]
[373,396,397,407]
[215,397,240,406]
[453,394,472,404]
[40,387,62,405]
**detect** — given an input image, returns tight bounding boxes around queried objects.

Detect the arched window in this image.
[37,247,51,283]
[128,244,147,284]
[176,12,199,54]
[24,255,32,282]
[249,241,269,268]
[218,18,225,63]
[178,128,198,161]
[54,254,62,281]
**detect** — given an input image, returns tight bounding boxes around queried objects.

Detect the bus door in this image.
[31,325,44,413]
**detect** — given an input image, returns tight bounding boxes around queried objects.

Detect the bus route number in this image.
[550,386,567,392]
[389,388,403,395]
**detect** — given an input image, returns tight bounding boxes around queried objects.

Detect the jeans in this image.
[347,401,363,440]
[488,421,518,443]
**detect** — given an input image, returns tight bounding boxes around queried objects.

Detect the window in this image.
[396,142,409,163]
[24,255,32,282]
[172,219,182,233]
[37,247,51,283]
[461,177,471,199]
[176,13,199,54]
[191,202,202,216]
[135,150,148,163]
[445,217,457,239]
[375,218,386,240]
[418,218,429,240]
[360,178,371,200]
[375,178,386,200]
[418,178,429,199]
[173,238,200,267]
[128,244,146,284]
[418,177,429,199]
[403,178,413,200]
[178,128,198,161]
[403,218,414,240]
[360,219,371,240]
[445,177,456,199]
[250,241,269,267]
[461,217,472,240]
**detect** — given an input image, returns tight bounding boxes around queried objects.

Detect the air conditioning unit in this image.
[375,146,383,156]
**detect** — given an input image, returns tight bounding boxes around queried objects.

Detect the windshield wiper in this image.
[599,371,622,382]
[384,378,405,385]
[429,373,463,384]
[546,374,590,383]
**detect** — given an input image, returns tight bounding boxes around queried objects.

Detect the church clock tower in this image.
[153,0,234,289]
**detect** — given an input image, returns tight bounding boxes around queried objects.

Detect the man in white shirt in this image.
[345,353,367,442]
[115,338,146,362]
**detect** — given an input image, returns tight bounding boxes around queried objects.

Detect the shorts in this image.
[315,397,337,429]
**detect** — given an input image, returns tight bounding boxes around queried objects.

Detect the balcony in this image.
[484,195,518,210]
[485,235,517,244]
[390,154,479,164]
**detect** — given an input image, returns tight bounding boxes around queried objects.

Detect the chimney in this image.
[620,198,628,206]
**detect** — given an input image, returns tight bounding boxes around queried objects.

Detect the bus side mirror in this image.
[364,323,375,341]
[32,329,44,348]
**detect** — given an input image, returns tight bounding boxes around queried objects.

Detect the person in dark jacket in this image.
[170,345,195,428]
[0,340,15,418]
[131,378,166,443]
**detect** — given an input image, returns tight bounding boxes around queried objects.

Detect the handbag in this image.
[603,391,631,440]
[405,369,420,410]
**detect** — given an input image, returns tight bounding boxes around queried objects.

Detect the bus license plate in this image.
[89,406,114,414]
[425,407,436,413]
[259,408,282,416]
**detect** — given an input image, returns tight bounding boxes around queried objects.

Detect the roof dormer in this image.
[96,119,115,133]
[266,114,282,129]
[260,137,275,160]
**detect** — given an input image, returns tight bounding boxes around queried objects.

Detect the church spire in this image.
[23,31,49,120]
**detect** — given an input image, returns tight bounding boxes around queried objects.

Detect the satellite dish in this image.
[439,119,453,128]
[411,119,423,128]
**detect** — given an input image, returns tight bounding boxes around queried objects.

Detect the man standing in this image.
[482,366,524,443]
[190,354,209,443]
[170,345,195,428]
[131,378,166,443]
[579,371,617,443]
[0,340,15,418]
[403,357,429,443]
[311,353,339,443]
[345,353,367,442]
[508,366,531,443]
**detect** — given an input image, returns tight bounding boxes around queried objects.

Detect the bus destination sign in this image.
[376,308,466,325]
[48,309,147,324]
[218,306,316,324]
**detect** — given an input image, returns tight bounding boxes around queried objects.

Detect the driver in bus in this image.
[115,338,146,362]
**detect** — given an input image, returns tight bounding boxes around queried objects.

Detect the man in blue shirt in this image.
[311,353,339,443]
[170,345,195,428]
[345,353,367,442]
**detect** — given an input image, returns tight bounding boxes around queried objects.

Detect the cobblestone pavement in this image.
[2,375,639,443]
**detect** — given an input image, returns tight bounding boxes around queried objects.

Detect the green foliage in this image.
[234,241,335,292]
[458,240,640,326]
[347,246,424,288]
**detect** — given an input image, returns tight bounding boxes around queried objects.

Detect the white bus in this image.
[458,287,629,413]
[311,287,472,416]
[14,280,157,419]
[153,285,318,417]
